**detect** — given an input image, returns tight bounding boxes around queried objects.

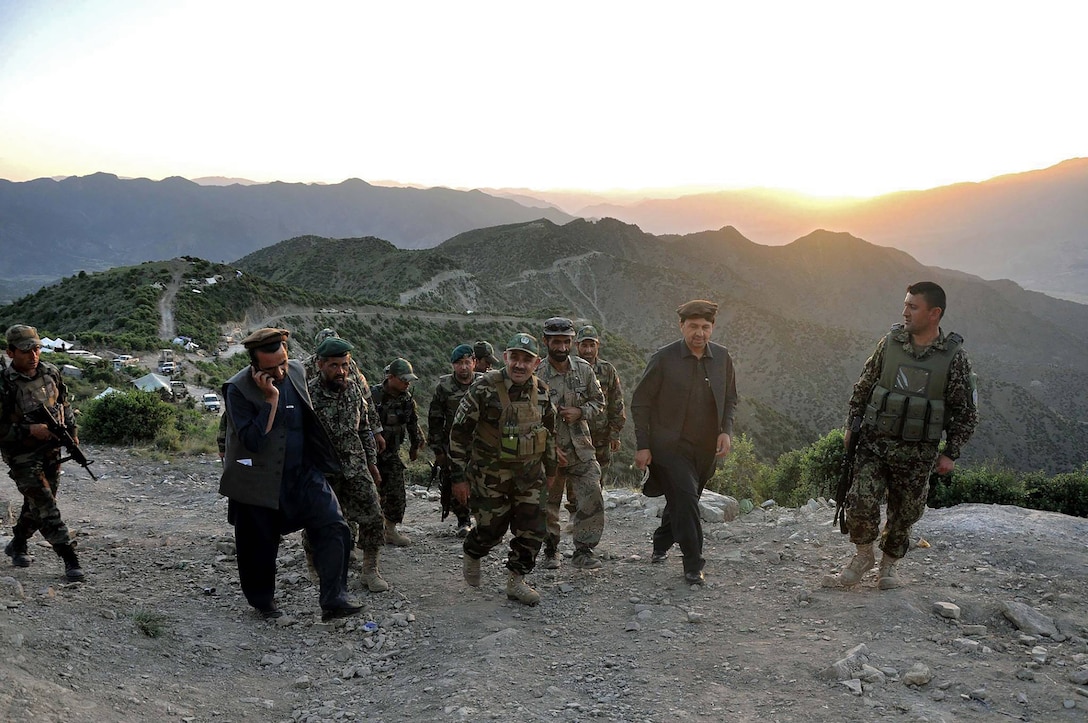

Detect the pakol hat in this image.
[5,325,41,351]
[242,327,289,351]
[676,299,718,322]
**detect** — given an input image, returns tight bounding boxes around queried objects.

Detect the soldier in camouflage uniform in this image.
[1,325,85,582]
[427,344,482,537]
[303,328,386,456]
[824,282,979,590]
[575,325,626,484]
[449,332,557,605]
[373,358,425,546]
[537,317,606,571]
[472,340,500,374]
[307,337,389,592]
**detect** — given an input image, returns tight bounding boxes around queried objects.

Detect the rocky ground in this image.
[1,446,1087,723]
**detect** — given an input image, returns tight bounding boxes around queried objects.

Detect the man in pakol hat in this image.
[219,327,362,621]
[631,300,738,585]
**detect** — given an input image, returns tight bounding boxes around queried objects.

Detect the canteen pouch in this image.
[901,396,928,442]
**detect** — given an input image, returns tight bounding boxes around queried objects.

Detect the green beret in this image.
[450,344,473,363]
[242,327,289,350]
[316,337,353,358]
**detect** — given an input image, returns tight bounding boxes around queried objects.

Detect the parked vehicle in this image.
[201,393,221,413]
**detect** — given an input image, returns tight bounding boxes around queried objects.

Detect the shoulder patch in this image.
[889,322,905,331]
[945,331,964,345]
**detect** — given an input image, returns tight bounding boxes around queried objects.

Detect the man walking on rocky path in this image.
[219,327,362,622]
[372,358,425,547]
[308,336,389,593]
[449,333,557,605]
[575,325,626,485]
[428,344,482,537]
[824,281,978,590]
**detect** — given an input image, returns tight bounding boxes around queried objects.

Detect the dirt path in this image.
[157,269,182,341]
[1,448,1086,722]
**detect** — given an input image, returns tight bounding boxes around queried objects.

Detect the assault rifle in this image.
[428,460,453,521]
[833,417,862,534]
[29,406,98,481]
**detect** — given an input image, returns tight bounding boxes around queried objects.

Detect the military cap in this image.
[543,317,576,337]
[242,327,289,350]
[316,337,353,358]
[676,299,718,322]
[472,340,500,365]
[505,332,539,358]
[575,325,600,343]
[314,328,338,346]
[450,343,474,363]
[386,357,418,381]
[5,324,41,351]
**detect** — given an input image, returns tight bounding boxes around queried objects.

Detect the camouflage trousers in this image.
[462,462,548,575]
[845,436,939,559]
[545,457,603,554]
[593,442,613,486]
[326,470,384,553]
[6,451,72,547]
[376,453,407,524]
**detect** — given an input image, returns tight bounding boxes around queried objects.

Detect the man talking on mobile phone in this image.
[219,327,362,622]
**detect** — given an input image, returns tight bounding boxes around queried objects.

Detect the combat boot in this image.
[877,552,903,590]
[541,545,561,570]
[4,536,31,568]
[384,519,411,547]
[52,542,85,582]
[821,543,875,588]
[463,555,481,587]
[455,516,473,539]
[362,549,389,592]
[506,571,540,606]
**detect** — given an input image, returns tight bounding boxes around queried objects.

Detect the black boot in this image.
[52,542,85,582]
[4,535,31,568]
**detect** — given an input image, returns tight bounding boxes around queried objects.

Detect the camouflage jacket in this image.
[848,327,979,460]
[448,368,558,484]
[585,357,626,446]
[303,353,383,436]
[307,375,378,472]
[536,355,604,465]
[427,372,482,457]
[372,381,424,462]
[0,360,75,461]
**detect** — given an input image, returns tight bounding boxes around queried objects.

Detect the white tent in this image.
[133,373,172,394]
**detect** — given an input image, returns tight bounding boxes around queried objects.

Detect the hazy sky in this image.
[1,1,1084,196]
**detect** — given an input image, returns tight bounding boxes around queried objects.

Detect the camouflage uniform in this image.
[0,359,75,549]
[845,327,979,558]
[304,354,383,441]
[449,368,557,574]
[586,357,626,483]
[307,375,384,553]
[428,371,482,524]
[537,356,605,556]
[372,381,423,524]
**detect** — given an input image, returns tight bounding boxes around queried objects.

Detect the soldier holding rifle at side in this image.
[1,325,86,581]
[824,282,978,590]
[428,344,482,537]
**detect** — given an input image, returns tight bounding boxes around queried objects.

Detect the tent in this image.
[133,373,172,394]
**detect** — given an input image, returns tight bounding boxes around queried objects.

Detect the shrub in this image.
[1026,465,1088,517]
[707,433,767,502]
[928,463,1031,509]
[80,390,175,444]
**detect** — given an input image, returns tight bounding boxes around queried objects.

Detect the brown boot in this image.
[821,543,875,588]
[362,549,389,592]
[463,555,481,587]
[877,552,903,590]
[384,519,410,547]
[505,571,540,606]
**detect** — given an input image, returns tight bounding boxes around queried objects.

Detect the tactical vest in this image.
[863,329,962,442]
[475,370,549,462]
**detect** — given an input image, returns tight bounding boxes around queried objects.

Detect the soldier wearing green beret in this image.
[303,328,386,456]
[427,344,482,536]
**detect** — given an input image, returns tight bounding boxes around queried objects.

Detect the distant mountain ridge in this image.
[0,172,574,286]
